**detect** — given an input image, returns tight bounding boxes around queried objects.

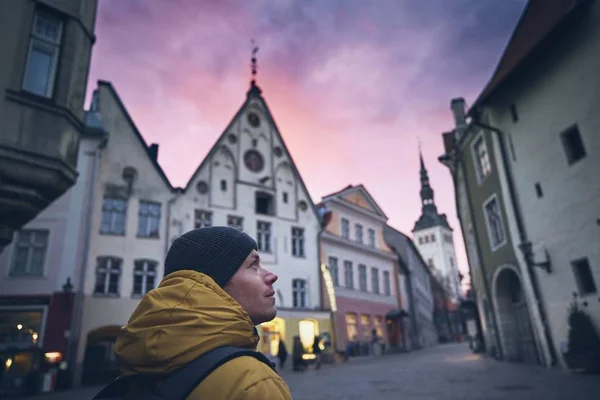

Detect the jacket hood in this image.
[113,270,259,376]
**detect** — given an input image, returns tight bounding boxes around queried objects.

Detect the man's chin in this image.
[252,307,277,325]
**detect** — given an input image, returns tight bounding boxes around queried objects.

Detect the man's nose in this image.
[264,269,278,284]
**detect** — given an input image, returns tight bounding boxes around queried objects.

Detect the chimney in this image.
[442,131,455,154]
[148,143,159,162]
[450,98,467,129]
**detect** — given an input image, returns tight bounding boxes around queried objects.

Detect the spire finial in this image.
[250,39,259,86]
[418,138,425,171]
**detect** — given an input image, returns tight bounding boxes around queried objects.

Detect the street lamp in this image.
[62,277,73,293]
[518,241,551,273]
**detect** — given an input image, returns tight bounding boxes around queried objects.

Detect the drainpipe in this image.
[471,119,557,367]
[66,136,106,387]
[456,154,504,360]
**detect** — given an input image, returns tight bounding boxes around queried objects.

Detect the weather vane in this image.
[251,39,259,85]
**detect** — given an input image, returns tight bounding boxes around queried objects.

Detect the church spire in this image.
[412,148,451,232]
[419,150,437,214]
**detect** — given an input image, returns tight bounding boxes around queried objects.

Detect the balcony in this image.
[0,0,98,251]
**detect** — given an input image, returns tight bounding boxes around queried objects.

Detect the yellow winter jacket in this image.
[113,270,292,400]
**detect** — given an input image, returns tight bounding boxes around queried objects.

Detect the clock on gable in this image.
[244,149,264,172]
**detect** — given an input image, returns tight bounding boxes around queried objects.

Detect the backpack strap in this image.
[93,347,274,400]
[155,346,275,400]
[92,374,162,399]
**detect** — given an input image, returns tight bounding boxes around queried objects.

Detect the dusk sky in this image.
[87,0,527,285]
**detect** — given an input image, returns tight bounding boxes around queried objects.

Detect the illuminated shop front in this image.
[0,293,75,395]
[0,307,46,396]
[257,309,332,360]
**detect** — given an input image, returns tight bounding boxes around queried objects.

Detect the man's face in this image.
[223,250,278,325]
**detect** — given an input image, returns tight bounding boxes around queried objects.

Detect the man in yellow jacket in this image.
[112,226,292,399]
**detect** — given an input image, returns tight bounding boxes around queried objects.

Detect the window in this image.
[344,260,354,289]
[483,194,506,250]
[22,9,63,97]
[94,257,121,296]
[418,237,423,245]
[428,258,434,268]
[368,228,376,248]
[257,221,271,252]
[341,218,350,239]
[282,192,288,204]
[572,258,597,295]
[100,197,127,235]
[361,314,371,338]
[328,256,339,286]
[358,264,367,291]
[292,279,307,308]
[355,224,363,244]
[133,260,157,296]
[291,227,304,257]
[346,313,357,340]
[425,236,429,244]
[9,230,49,277]
[227,215,243,230]
[371,267,380,294]
[194,210,212,228]
[561,125,586,165]
[220,180,227,191]
[472,134,492,182]
[383,271,391,296]
[137,201,161,238]
[431,234,436,243]
[255,192,274,215]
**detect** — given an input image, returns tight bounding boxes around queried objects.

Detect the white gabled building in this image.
[72,77,331,385]
[75,81,174,386]
[168,81,330,358]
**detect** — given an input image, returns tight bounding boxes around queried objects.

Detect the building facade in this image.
[318,185,400,355]
[384,226,438,350]
[441,0,600,369]
[0,0,98,251]
[74,82,175,386]
[0,110,105,395]
[167,81,329,362]
[412,152,462,303]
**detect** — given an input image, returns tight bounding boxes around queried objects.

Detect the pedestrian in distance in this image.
[278,338,289,370]
[93,226,292,400]
[312,335,322,370]
[292,336,307,372]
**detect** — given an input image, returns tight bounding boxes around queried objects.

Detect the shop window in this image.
[346,313,357,340]
[361,314,371,339]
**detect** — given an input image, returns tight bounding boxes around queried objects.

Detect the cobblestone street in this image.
[6,343,599,400]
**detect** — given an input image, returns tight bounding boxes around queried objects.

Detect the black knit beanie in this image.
[164,226,257,287]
